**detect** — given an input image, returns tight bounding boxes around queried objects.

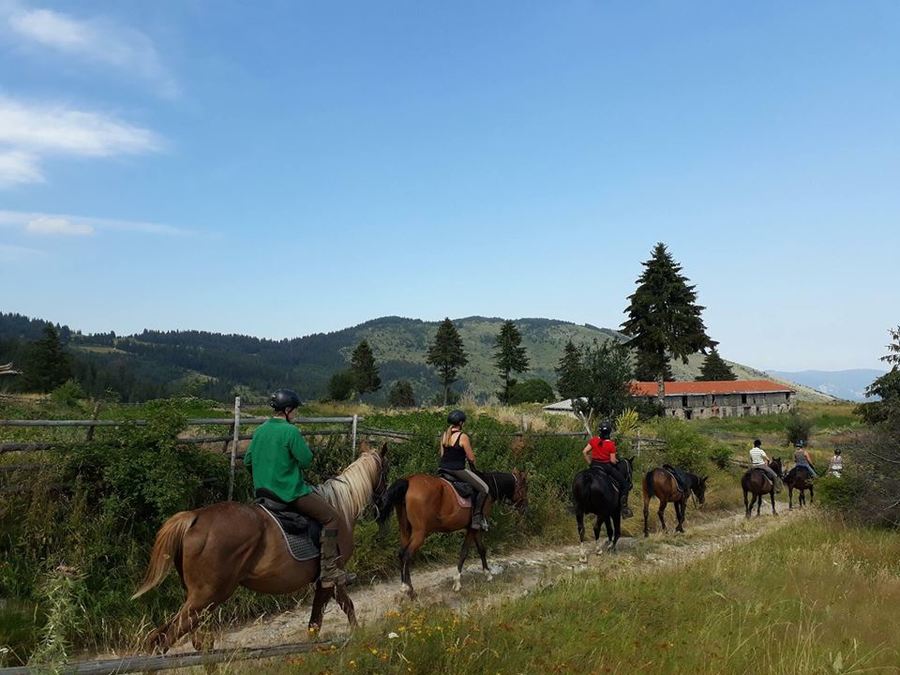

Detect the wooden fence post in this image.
[351,414,358,453]
[636,429,642,456]
[227,396,241,501]
[85,401,102,442]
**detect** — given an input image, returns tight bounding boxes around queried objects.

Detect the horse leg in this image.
[743,488,751,518]
[788,485,793,510]
[455,530,475,592]
[576,508,588,563]
[401,531,425,599]
[643,493,651,537]
[593,516,604,555]
[474,530,492,582]
[610,510,621,552]
[809,484,814,504]
[770,490,777,516]
[675,500,685,534]
[756,493,762,516]
[307,581,335,639]
[657,500,668,533]
[334,583,357,629]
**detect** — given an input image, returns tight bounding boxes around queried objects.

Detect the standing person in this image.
[439,410,490,530]
[243,389,353,588]
[793,440,818,478]
[749,439,782,491]
[828,449,843,477]
[582,421,633,517]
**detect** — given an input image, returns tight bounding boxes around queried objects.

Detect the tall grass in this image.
[282,517,900,674]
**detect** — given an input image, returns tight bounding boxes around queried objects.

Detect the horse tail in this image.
[644,470,656,499]
[131,510,197,600]
[376,478,409,527]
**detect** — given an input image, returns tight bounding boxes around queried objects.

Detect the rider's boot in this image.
[620,492,633,519]
[319,529,355,588]
[472,492,489,531]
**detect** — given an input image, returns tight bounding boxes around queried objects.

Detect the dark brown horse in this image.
[132,442,389,652]
[784,465,815,509]
[376,469,528,597]
[741,457,783,518]
[642,466,708,536]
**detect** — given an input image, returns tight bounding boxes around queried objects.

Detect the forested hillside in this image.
[0,312,776,403]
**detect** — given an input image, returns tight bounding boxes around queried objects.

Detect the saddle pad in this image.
[438,478,472,509]
[588,467,619,495]
[257,504,321,562]
[661,466,687,495]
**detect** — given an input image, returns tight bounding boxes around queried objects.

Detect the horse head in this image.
[693,475,709,505]
[510,468,529,515]
[770,457,783,477]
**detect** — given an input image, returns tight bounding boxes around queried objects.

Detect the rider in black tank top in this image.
[440,432,467,470]
[438,410,491,530]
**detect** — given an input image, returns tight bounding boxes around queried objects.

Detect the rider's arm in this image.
[460,434,476,465]
[805,450,813,464]
[582,443,592,464]
[288,429,313,469]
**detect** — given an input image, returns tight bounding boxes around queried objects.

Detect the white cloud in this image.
[25,215,94,236]
[0,97,162,157]
[0,210,191,237]
[0,149,43,186]
[5,4,178,97]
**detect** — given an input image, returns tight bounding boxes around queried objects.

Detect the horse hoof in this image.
[484,573,493,583]
[307,624,321,642]
[578,555,588,564]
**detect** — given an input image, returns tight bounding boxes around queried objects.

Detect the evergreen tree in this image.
[555,341,586,400]
[493,320,529,404]
[621,243,716,405]
[327,370,355,401]
[426,318,469,406]
[697,347,736,381]
[634,349,673,382]
[388,380,416,408]
[349,340,381,398]
[858,326,900,426]
[22,324,72,392]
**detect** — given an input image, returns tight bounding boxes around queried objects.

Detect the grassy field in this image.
[264,517,900,674]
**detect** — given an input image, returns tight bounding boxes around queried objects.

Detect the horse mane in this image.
[314,452,381,526]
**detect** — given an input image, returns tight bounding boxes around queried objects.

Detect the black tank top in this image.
[440,431,466,470]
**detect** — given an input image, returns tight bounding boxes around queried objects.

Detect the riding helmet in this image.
[270,388,301,412]
[795,439,805,448]
[598,421,612,439]
[447,409,466,426]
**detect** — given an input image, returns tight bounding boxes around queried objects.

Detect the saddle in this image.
[254,490,322,562]
[436,470,475,507]
[787,465,813,481]
[662,464,689,495]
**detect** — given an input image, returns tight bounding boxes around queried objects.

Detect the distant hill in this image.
[0,311,821,403]
[767,369,885,402]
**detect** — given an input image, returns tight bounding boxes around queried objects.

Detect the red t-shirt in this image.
[589,437,616,462]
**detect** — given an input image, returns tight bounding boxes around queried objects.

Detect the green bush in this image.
[785,411,813,446]
[49,379,85,408]
[708,444,733,469]
[508,379,554,404]
[647,418,711,474]
[817,473,866,513]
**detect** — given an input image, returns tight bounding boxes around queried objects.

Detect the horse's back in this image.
[404,473,471,531]
[573,469,616,514]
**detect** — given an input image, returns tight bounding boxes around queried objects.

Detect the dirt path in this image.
[210,500,803,651]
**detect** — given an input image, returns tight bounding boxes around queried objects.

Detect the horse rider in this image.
[243,389,352,587]
[792,439,818,478]
[582,421,633,517]
[438,410,490,530]
[749,439,782,491]
[828,448,843,477]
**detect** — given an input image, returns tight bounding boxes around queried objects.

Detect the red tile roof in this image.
[630,379,795,397]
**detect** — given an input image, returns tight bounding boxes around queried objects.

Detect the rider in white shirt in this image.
[749,439,781,491]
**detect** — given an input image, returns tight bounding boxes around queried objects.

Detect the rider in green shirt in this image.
[244,389,352,588]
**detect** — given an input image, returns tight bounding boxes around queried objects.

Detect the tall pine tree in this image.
[350,340,381,398]
[555,340,586,400]
[622,243,715,405]
[493,320,529,404]
[697,347,736,381]
[426,318,469,406]
[22,324,72,393]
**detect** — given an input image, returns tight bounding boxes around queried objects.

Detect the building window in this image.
[785,392,790,401]
[741,394,747,405]
[682,395,689,408]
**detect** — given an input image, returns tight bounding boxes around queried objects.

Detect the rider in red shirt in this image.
[581,421,633,518]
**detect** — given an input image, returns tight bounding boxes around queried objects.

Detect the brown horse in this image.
[642,466,708,537]
[376,469,528,598]
[741,457,783,518]
[132,442,389,652]
[784,465,815,509]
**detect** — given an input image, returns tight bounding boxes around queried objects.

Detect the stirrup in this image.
[320,570,357,589]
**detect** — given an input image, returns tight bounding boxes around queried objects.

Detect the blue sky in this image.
[1,1,897,371]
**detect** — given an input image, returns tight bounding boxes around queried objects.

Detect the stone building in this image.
[631,380,795,420]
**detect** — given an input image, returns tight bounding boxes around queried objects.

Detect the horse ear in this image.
[359,439,371,454]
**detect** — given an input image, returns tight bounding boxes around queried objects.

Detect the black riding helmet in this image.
[447,409,466,426]
[598,421,612,439]
[270,388,301,412]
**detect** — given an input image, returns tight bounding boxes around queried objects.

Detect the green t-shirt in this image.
[243,418,313,502]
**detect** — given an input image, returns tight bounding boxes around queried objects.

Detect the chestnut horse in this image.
[642,466,708,536]
[741,457,783,518]
[132,442,389,652]
[376,469,528,598]
[784,465,815,509]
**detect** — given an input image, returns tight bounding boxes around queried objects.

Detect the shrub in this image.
[49,379,85,408]
[648,418,711,474]
[708,444,733,469]
[508,378,554,404]
[387,380,416,408]
[327,370,355,401]
[785,411,813,446]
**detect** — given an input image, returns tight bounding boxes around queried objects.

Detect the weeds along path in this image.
[209,500,805,652]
